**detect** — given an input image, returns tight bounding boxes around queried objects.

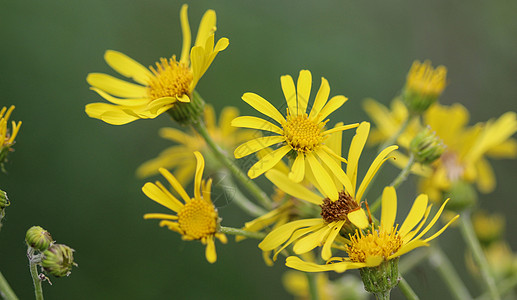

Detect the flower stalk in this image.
[0,271,18,300]
[219,226,265,239]
[428,244,471,300]
[398,277,419,300]
[28,249,44,300]
[215,170,267,217]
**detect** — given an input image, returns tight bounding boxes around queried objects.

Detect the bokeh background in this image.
[1,0,516,299]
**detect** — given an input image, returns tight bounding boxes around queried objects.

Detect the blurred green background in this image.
[1,0,516,299]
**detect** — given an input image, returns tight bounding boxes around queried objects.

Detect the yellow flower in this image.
[136,105,255,184]
[285,186,459,272]
[365,100,517,201]
[403,60,447,113]
[0,106,22,170]
[232,70,358,182]
[142,151,227,263]
[472,210,505,246]
[259,122,398,261]
[85,4,229,125]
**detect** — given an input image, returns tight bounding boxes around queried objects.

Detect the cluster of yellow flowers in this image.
[84,4,517,299]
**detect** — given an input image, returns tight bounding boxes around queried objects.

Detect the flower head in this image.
[136,105,255,184]
[232,70,358,182]
[41,244,77,277]
[1,105,22,171]
[403,60,447,113]
[285,186,459,273]
[86,4,229,125]
[259,123,398,260]
[143,151,227,263]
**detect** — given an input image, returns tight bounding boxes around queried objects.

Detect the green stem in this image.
[428,245,471,300]
[305,273,320,300]
[477,273,517,300]
[192,119,273,210]
[29,261,44,300]
[373,291,390,300]
[459,211,500,300]
[370,153,416,213]
[219,226,265,239]
[0,271,18,300]
[398,276,419,300]
[215,170,267,217]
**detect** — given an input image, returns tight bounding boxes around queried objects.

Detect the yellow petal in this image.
[285,256,363,273]
[281,75,297,117]
[194,9,216,48]
[158,220,182,233]
[248,145,291,179]
[356,145,398,203]
[104,50,153,85]
[193,152,205,200]
[158,168,191,203]
[205,236,217,263]
[347,122,370,194]
[296,70,312,116]
[390,240,428,260]
[90,87,148,106]
[321,220,345,260]
[204,104,216,131]
[241,93,285,125]
[293,225,331,254]
[398,194,428,237]
[380,186,397,230]
[365,256,384,267]
[143,213,178,220]
[288,153,305,183]
[308,77,330,121]
[219,106,239,136]
[316,95,348,123]
[423,214,459,243]
[85,103,140,125]
[306,152,338,200]
[348,209,369,229]
[142,182,183,212]
[315,148,354,195]
[321,123,359,136]
[231,116,283,134]
[159,127,193,144]
[179,4,191,64]
[475,158,496,193]
[259,218,322,251]
[234,136,284,159]
[265,169,322,205]
[86,73,147,98]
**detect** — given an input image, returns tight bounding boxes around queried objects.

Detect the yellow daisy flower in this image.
[142,151,227,263]
[1,106,22,170]
[285,186,459,273]
[259,122,398,260]
[85,4,229,125]
[136,105,255,184]
[403,60,447,113]
[232,70,359,182]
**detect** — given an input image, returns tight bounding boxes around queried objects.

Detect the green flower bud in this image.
[444,180,478,211]
[167,90,205,125]
[0,189,9,209]
[359,258,400,298]
[410,126,445,164]
[41,244,76,277]
[25,226,53,252]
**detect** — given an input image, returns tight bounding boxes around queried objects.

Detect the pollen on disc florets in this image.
[345,226,403,263]
[147,56,193,101]
[283,113,324,152]
[178,198,218,240]
[320,191,359,223]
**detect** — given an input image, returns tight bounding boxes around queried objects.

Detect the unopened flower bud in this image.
[359,258,400,298]
[167,90,205,125]
[0,189,9,209]
[444,180,478,211]
[41,244,76,277]
[402,60,447,114]
[25,226,53,251]
[410,126,445,164]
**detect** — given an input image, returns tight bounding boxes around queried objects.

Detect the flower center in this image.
[147,57,193,101]
[345,226,403,263]
[320,191,359,223]
[283,114,324,152]
[177,198,217,240]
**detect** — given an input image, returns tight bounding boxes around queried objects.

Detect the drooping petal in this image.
[380,186,397,230]
[193,152,205,200]
[306,152,338,201]
[296,70,312,116]
[231,116,283,134]
[234,136,284,158]
[90,87,149,106]
[315,148,354,196]
[241,93,286,125]
[248,145,291,179]
[85,103,140,125]
[293,225,331,255]
[347,209,369,229]
[288,153,305,183]
[259,218,323,251]
[286,256,364,273]
[321,220,346,260]
[265,169,322,205]
[87,73,148,98]
[104,50,153,85]
[205,236,217,263]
